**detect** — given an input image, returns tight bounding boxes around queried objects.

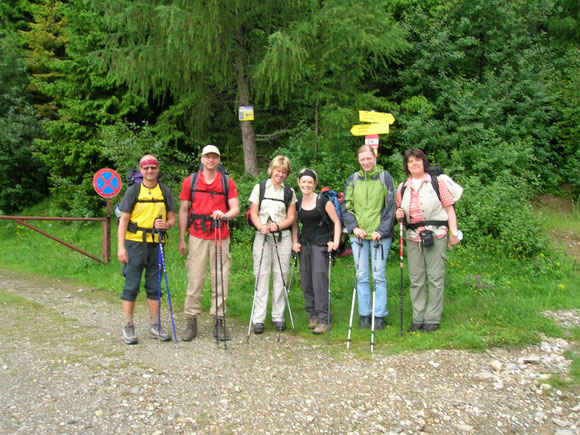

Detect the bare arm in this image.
[325,200,342,251]
[117,212,130,263]
[291,220,301,252]
[444,204,460,246]
[279,203,296,231]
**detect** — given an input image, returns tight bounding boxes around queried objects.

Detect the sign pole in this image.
[93,168,122,262]
[103,198,111,261]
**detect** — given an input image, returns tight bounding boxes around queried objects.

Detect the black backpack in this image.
[296,190,348,253]
[246,180,293,229]
[187,164,231,232]
[115,167,169,219]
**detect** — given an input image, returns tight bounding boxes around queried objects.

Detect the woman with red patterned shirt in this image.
[395,148,460,333]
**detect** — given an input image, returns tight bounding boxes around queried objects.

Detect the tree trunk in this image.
[234,26,259,176]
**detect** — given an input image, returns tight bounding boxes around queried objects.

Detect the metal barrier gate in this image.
[0,200,112,264]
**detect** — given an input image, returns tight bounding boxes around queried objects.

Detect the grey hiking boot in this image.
[123,324,138,345]
[308,315,319,329]
[182,315,197,341]
[358,315,371,329]
[273,321,286,332]
[374,317,386,330]
[149,323,171,341]
[213,317,228,341]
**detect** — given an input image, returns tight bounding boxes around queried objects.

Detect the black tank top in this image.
[298,196,329,243]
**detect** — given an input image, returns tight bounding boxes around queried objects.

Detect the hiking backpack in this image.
[400,166,463,230]
[116,167,172,243]
[296,187,349,254]
[187,164,231,232]
[245,180,293,229]
[115,167,170,218]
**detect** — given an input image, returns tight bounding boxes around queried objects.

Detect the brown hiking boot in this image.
[182,315,197,341]
[214,317,227,341]
[313,322,330,335]
[308,315,319,329]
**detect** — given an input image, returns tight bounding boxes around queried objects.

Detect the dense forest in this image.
[1,0,579,256]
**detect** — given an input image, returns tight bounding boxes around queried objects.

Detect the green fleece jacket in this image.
[342,165,396,240]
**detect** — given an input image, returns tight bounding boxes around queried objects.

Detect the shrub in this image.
[458,175,549,257]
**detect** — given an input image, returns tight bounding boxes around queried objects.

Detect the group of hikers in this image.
[116,144,462,345]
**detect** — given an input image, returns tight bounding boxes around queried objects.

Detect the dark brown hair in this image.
[403,148,429,177]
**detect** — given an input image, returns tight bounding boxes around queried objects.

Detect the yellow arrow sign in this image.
[350,123,391,136]
[359,110,395,125]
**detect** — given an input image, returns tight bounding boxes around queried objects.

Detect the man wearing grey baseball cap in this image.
[178,145,240,341]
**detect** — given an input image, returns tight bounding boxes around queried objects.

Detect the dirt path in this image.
[0,269,578,434]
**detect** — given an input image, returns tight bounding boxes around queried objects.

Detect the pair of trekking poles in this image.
[155,218,228,349]
[288,248,334,345]
[346,220,405,353]
[247,220,296,344]
[247,229,335,345]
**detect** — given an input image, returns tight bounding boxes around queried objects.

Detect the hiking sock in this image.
[123,314,134,327]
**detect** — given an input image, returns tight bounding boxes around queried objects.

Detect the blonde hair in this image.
[267,155,291,176]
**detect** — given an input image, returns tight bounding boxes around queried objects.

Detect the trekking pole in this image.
[218,219,227,349]
[213,219,219,346]
[247,233,267,342]
[399,219,404,337]
[158,229,178,343]
[370,239,383,353]
[278,250,297,343]
[327,249,332,345]
[346,238,363,350]
[157,233,163,341]
[271,229,296,341]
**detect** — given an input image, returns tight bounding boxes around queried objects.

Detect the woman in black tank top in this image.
[291,168,341,335]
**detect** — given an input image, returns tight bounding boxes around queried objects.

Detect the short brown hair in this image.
[267,155,291,176]
[403,148,429,176]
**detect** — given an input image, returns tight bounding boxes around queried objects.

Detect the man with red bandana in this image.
[117,154,176,345]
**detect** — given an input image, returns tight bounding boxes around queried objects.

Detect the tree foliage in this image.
[0,31,47,213]
[0,0,577,256]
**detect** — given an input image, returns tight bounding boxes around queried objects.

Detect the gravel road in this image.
[0,268,578,434]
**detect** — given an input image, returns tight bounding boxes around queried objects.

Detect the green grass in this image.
[538,200,580,234]
[0,203,578,362]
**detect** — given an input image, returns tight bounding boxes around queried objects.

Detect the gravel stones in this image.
[0,269,578,434]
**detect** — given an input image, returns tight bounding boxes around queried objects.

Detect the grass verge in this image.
[0,205,578,361]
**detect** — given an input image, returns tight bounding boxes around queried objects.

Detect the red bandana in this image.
[140,157,159,168]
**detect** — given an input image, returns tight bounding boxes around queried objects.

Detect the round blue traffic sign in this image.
[93,168,122,198]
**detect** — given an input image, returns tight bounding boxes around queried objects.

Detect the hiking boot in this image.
[122,324,138,345]
[253,323,264,334]
[358,315,371,329]
[421,323,439,333]
[182,316,197,341]
[214,318,228,341]
[308,316,319,329]
[149,323,171,341]
[273,321,286,332]
[313,322,330,335]
[374,317,386,330]
[407,323,423,333]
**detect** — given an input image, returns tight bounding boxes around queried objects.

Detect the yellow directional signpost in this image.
[350,110,395,136]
